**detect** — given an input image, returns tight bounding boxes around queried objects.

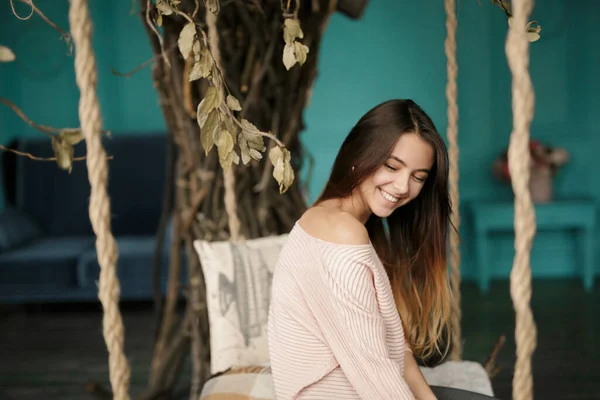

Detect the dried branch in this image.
[145,0,170,69]
[10,0,34,20]
[484,334,506,378]
[0,98,66,138]
[0,144,73,161]
[192,0,201,19]
[111,43,177,78]
[173,8,195,25]
[11,0,73,55]
[183,57,196,117]
[0,144,113,163]
[0,97,110,138]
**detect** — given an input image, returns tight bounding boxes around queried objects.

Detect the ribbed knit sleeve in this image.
[303,244,416,400]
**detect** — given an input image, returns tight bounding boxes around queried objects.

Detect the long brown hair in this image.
[315,99,453,360]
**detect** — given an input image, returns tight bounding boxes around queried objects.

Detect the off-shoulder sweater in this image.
[267,222,415,399]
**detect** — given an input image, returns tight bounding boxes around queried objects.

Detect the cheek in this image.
[370,169,391,187]
[409,181,426,198]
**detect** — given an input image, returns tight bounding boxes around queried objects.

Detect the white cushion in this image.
[420,360,494,396]
[193,235,288,374]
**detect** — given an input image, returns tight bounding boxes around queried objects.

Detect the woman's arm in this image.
[404,352,438,400]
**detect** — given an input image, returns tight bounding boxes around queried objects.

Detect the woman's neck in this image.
[318,192,371,225]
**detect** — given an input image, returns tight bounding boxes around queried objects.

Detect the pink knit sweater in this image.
[267,222,415,399]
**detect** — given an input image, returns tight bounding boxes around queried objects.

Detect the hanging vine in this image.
[152,0,303,194]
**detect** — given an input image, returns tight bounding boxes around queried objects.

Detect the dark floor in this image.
[0,279,598,400]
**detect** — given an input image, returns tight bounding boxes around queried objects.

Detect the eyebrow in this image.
[389,156,430,173]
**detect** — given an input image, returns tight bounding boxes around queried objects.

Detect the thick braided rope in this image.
[68,0,131,398]
[206,9,241,241]
[505,0,538,398]
[444,0,462,361]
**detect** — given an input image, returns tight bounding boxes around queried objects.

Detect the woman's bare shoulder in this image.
[298,206,370,246]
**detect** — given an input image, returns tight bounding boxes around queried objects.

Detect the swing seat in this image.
[194,237,496,399]
[198,361,495,399]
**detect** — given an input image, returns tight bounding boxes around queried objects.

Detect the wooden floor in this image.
[0,279,597,399]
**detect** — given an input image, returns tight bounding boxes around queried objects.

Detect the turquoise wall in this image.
[1,0,598,283]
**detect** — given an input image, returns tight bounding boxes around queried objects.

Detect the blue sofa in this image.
[0,133,187,303]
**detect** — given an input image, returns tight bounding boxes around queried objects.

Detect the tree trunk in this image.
[137,0,339,397]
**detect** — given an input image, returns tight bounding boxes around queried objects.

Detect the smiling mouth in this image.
[380,188,400,204]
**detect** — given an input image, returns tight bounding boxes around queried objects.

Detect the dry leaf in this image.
[192,39,202,61]
[283,18,303,44]
[156,0,174,15]
[527,31,540,42]
[507,17,542,42]
[526,21,541,42]
[59,130,84,146]
[293,42,309,66]
[189,62,204,81]
[51,137,74,173]
[215,129,234,170]
[200,109,220,155]
[232,151,240,165]
[197,85,222,117]
[269,146,283,166]
[239,138,252,165]
[240,118,258,133]
[245,132,265,152]
[216,129,234,155]
[282,43,296,70]
[269,146,294,193]
[189,50,213,81]
[226,94,242,111]
[0,45,15,62]
[240,119,266,152]
[273,156,285,188]
[223,115,237,137]
[282,159,294,193]
[248,148,263,161]
[220,151,234,172]
[178,22,196,59]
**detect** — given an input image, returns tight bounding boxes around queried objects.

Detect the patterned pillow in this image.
[193,234,288,375]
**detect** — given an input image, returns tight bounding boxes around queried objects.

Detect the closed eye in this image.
[385,164,397,171]
[414,175,427,183]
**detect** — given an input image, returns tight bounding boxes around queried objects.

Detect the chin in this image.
[371,208,394,219]
[370,199,401,218]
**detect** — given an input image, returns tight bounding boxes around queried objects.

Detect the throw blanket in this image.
[200,361,495,399]
[200,366,274,400]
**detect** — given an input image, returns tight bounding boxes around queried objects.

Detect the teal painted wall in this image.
[1,0,598,283]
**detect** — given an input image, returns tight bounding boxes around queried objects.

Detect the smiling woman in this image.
[267,99,454,399]
[360,132,434,217]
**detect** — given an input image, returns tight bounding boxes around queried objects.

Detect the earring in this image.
[351,166,355,172]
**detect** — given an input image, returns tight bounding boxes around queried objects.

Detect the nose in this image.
[392,174,409,196]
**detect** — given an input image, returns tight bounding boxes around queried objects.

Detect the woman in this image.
[267,99,453,399]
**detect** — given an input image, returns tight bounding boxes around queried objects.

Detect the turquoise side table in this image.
[470,199,596,293]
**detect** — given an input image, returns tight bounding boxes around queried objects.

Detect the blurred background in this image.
[0,0,598,399]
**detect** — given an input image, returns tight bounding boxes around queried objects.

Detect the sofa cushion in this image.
[0,237,95,287]
[13,139,94,237]
[11,133,168,237]
[0,208,43,253]
[75,235,184,294]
